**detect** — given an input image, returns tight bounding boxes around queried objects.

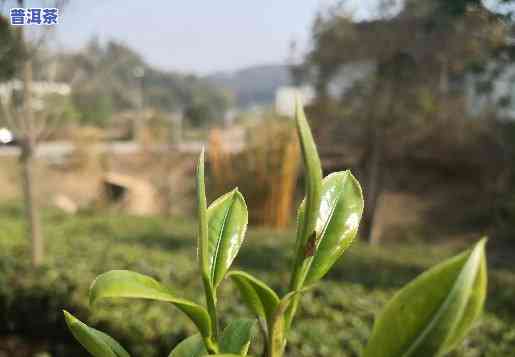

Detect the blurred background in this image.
[0,0,514,356]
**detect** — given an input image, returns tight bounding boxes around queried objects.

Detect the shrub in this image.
[64,100,487,357]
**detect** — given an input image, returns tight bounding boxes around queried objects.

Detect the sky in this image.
[1,0,510,74]
[55,1,332,74]
[2,0,404,74]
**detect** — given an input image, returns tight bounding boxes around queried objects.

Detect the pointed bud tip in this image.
[295,92,303,105]
[294,95,304,116]
[62,310,74,324]
[477,237,488,249]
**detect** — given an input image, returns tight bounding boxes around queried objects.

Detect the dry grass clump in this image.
[208,118,300,228]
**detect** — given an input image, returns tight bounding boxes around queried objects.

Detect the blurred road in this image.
[0,141,211,159]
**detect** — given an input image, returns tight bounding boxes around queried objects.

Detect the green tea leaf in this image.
[197,149,219,338]
[363,239,487,357]
[305,171,363,284]
[286,171,363,329]
[291,97,322,290]
[89,270,212,340]
[229,270,280,333]
[207,189,248,288]
[168,334,207,357]
[285,100,322,332]
[442,244,487,354]
[63,310,130,357]
[220,318,256,355]
[196,148,210,283]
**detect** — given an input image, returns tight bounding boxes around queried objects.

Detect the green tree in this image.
[184,101,219,128]
[0,1,67,266]
[55,39,231,127]
[73,88,113,126]
[0,15,20,81]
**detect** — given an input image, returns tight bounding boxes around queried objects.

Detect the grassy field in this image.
[0,202,514,356]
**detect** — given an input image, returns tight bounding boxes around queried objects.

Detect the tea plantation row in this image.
[0,203,514,356]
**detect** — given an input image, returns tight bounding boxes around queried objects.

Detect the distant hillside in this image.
[206,64,291,108]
